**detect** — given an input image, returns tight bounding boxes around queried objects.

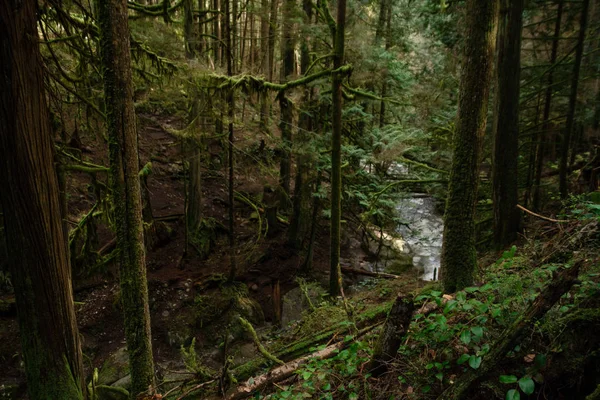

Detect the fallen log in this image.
[367,294,414,376]
[231,300,393,381]
[438,261,582,400]
[341,266,401,279]
[226,325,380,400]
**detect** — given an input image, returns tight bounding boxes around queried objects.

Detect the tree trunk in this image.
[532,1,563,211]
[184,0,195,59]
[330,0,347,297]
[98,0,156,395]
[559,0,590,198]
[440,0,498,293]
[278,0,295,202]
[0,1,86,398]
[224,0,237,282]
[367,295,414,376]
[288,0,313,250]
[492,0,523,247]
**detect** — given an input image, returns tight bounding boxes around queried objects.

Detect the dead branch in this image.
[517,204,569,223]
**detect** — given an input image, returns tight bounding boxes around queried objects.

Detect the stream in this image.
[395,195,444,281]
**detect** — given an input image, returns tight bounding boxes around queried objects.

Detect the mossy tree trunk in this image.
[440,0,498,293]
[532,1,563,211]
[559,0,590,198]
[492,0,523,248]
[224,0,237,282]
[98,0,156,396]
[0,1,85,398]
[184,0,195,59]
[367,295,414,377]
[278,0,295,203]
[329,0,347,297]
[289,0,313,250]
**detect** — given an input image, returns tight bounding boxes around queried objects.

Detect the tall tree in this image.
[440,0,498,293]
[559,0,590,198]
[329,0,347,297]
[532,1,563,211]
[278,0,296,201]
[224,0,238,282]
[0,0,85,398]
[492,0,524,247]
[98,0,156,395]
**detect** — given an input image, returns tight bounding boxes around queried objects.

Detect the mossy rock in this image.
[385,253,414,275]
[98,347,129,386]
[296,305,346,338]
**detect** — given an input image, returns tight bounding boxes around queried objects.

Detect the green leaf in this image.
[534,354,547,368]
[349,393,358,400]
[430,290,442,297]
[435,372,444,381]
[518,377,535,395]
[506,389,520,400]
[301,371,312,380]
[444,300,458,313]
[499,375,518,384]
[464,286,479,293]
[460,330,471,345]
[468,355,482,369]
[471,326,484,338]
[457,354,470,365]
[456,291,467,301]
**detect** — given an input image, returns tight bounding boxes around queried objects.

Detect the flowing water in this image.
[395,196,444,281]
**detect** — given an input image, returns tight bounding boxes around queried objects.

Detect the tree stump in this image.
[367,294,414,376]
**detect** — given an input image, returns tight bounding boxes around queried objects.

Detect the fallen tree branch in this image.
[232,301,394,380]
[438,261,582,399]
[227,325,380,400]
[239,317,285,366]
[341,266,401,280]
[517,204,569,223]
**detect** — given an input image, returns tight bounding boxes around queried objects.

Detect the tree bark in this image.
[367,295,414,376]
[0,2,86,398]
[329,0,347,297]
[224,0,237,282]
[98,0,156,395]
[440,0,498,293]
[532,1,563,211]
[492,0,524,247]
[559,0,590,198]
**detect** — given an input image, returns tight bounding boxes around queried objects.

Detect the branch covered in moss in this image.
[238,317,284,366]
[202,65,352,94]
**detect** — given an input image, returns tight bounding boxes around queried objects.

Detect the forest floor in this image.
[0,108,412,398]
[1,107,599,399]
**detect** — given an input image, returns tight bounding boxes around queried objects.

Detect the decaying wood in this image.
[367,294,414,376]
[438,261,582,399]
[341,266,401,279]
[226,325,379,400]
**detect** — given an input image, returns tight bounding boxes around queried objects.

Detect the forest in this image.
[0,0,599,398]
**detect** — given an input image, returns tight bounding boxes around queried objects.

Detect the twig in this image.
[517,204,569,223]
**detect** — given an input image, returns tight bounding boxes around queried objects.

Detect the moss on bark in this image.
[98,0,156,396]
[440,0,498,293]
